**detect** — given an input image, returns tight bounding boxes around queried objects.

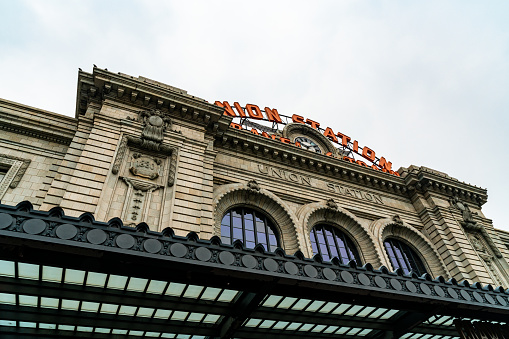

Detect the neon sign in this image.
[215,101,399,177]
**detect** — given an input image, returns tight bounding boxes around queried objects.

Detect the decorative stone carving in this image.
[392,215,403,225]
[129,153,161,180]
[247,179,260,191]
[122,177,161,225]
[326,198,338,210]
[470,235,486,253]
[112,135,128,174]
[139,109,172,151]
[0,154,31,199]
[450,196,503,258]
[167,149,178,187]
[450,196,476,228]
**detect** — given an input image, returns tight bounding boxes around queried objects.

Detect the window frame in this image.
[310,224,362,265]
[220,206,280,251]
[383,238,428,276]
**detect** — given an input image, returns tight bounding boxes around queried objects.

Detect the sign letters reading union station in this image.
[0,66,508,338]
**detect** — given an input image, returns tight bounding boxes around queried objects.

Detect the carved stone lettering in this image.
[258,164,312,186]
[326,182,384,204]
[130,153,161,180]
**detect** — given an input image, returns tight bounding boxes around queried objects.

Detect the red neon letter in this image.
[250,128,260,135]
[245,104,264,120]
[356,160,368,167]
[265,107,282,123]
[230,122,243,130]
[214,101,236,117]
[378,157,392,171]
[353,140,359,153]
[292,114,305,123]
[280,137,291,144]
[336,132,351,147]
[362,146,376,162]
[306,119,320,129]
[233,102,246,118]
[323,127,338,143]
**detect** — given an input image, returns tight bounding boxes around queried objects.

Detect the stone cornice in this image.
[76,67,231,136]
[216,128,408,196]
[400,165,488,206]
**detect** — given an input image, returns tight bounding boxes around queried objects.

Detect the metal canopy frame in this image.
[0,201,508,338]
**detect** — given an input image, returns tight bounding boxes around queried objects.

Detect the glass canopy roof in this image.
[2,259,504,338]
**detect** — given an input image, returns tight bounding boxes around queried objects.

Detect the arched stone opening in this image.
[297,199,383,266]
[213,181,300,254]
[371,217,450,279]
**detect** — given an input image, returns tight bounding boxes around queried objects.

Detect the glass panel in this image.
[306,300,326,312]
[0,293,16,305]
[292,299,312,310]
[221,215,230,226]
[187,313,205,322]
[146,332,161,337]
[58,324,75,331]
[129,330,144,336]
[0,260,15,277]
[0,320,16,326]
[127,277,148,292]
[19,322,37,328]
[81,301,100,312]
[312,324,327,332]
[319,302,339,313]
[86,272,107,287]
[154,309,172,319]
[112,329,128,334]
[107,275,128,290]
[146,280,167,294]
[278,297,298,309]
[183,285,204,298]
[18,262,39,280]
[310,225,360,265]
[263,295,283,307]
[201,287,221,301]
[298,323,314,331]
[64,269,86,285]
[118,305,137,316]
[171,311,188,321]
[76,326,93,332]
[221,208,279,250]
[245,318,262,327]
[100,303,119,314]
[259,320,276,328]
[217,289,238,302]
[61,299,80,311]
[40,297,59,309]
[40,323,57,329]
[272,321,289,330]
[137,307,155,317]
[323,325,339,333]
[18,295,38,306]
[166,282,186,297]
[203,314,220,323]
[286,322,302,330]
[42,266,63,282]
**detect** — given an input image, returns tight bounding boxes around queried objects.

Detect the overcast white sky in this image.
[1,1,508,231]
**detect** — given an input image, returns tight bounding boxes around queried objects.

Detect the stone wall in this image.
[0,67,507,289]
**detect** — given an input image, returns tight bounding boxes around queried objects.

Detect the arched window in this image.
[384,238,427,275]
[221,207,279,251]
[310,225,361,264]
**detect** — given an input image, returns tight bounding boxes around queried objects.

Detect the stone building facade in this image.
[1,67,509,338]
